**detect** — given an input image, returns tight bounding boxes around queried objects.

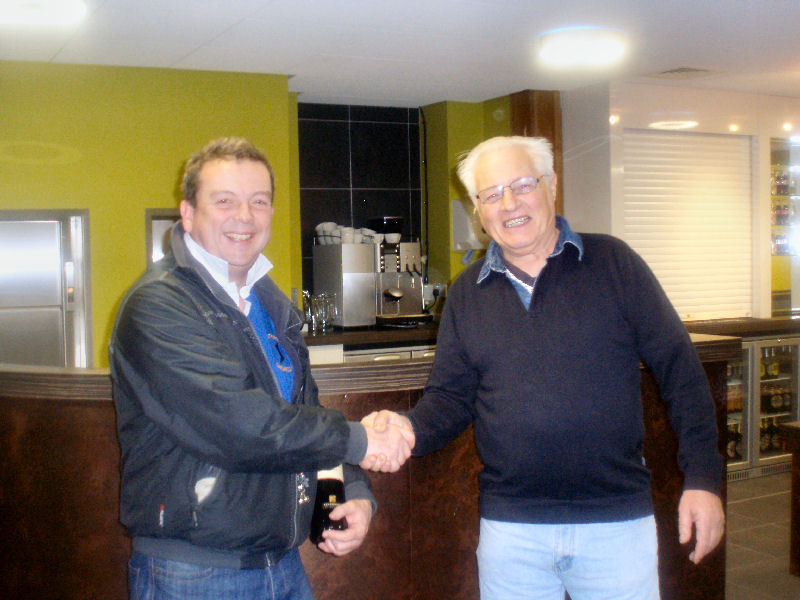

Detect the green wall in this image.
[0,61,300,367]
[421,96,510,284]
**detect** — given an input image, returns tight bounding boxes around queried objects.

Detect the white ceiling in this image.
[3,0,800,107]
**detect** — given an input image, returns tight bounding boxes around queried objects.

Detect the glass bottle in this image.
[309,465,347,544]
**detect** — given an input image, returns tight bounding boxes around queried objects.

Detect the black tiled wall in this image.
[298,103,421,291]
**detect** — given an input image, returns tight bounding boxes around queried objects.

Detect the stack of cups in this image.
[315,222,385,245]
[358,228,375,243]
[314,222,338,245]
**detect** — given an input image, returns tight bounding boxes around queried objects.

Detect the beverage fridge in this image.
[726,338,800,477]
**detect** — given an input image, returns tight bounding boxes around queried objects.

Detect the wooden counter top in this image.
[684,316,800,339]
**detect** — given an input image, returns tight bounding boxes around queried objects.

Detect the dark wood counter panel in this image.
[778,421,800,576]
[0,333,738,600]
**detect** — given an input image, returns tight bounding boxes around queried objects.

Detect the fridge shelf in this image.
[760,374,793,384]
[760,410,794,418]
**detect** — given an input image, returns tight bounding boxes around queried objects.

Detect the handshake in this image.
[359,411,415,473]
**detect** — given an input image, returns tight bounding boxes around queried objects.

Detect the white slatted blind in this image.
[622,129,752,320]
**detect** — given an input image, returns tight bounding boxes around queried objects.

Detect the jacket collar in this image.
[168,222,303,335]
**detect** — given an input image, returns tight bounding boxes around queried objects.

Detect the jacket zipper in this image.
[243,298,307,553]
[289,380,308,550]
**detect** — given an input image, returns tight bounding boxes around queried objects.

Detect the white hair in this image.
[456,136,554,198]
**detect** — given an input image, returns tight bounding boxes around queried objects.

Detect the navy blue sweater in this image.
[408,232,722,524]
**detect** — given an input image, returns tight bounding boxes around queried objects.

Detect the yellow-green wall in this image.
[421,96,510,284]
[772,255,790,291]
[0,61,300,367]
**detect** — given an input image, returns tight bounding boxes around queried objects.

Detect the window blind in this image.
[622,129,752,320]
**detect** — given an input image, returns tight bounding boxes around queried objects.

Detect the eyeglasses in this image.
[475,176,546,205]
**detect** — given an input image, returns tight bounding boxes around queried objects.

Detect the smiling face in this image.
[180,158,274,287]
[472,145,559,274]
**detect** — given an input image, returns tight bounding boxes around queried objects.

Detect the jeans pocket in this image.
[128,553,153,600]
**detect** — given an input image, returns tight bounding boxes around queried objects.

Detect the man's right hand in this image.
[360,411,415,472]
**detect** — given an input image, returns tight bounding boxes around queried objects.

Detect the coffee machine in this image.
[368,217,432,327]
[313,243,376,327]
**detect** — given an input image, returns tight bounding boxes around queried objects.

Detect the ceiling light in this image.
[538,26,626,68]
[648,120,699,130]
[729,124,740,132]
[783,122,794,132]
[0,0,87,26]
[609,114,620,125]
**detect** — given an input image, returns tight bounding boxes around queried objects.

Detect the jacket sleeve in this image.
[613,240,723,495]
[293,338,375,507]
[110,280,353,475]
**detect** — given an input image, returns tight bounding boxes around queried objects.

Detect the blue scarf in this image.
[246,291,294,402]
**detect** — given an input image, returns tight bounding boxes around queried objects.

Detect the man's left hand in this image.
[678,489,725,564]
[317,499,373,556]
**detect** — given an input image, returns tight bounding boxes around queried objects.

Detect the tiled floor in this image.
[726,471,799,599]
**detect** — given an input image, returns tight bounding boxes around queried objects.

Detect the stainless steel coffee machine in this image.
[313,243,376,327]
[374,240,429,326]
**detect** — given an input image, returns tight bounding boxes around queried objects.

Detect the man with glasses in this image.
[364,136,724,599]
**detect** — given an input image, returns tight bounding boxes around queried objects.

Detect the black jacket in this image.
[109,223,371,563]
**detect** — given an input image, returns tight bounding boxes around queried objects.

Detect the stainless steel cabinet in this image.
[0,211,90,367]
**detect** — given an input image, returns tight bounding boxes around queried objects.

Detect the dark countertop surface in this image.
[304,316,779,352]
[303,316,776,352]
[303,321,439,350]
[683,317,800,339]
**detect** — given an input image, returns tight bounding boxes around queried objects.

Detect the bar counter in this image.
[778,420,800,576]
[0,333,738,600]
[684,316,800,339]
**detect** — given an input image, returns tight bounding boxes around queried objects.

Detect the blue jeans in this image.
[128,548,314,600]
[477,516,660,600]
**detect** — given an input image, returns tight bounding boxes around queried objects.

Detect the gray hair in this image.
[456,136,554,199]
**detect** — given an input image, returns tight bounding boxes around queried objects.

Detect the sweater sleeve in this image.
[615,240,723,495]
[407,277,479,455]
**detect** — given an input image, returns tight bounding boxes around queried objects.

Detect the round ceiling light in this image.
[648,120,699,130]
[538,26,626,68]
[0,0,87,26]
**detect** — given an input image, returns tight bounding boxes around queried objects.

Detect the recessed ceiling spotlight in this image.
[538,26,626,68]
[609,114,620,125]
[729,124,740,132]
[783,122,794,132]
[648,120,699,130]
[0,0,87,26]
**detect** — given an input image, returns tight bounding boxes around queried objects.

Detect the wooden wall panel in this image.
[0,397,130,600]
[301,389,414,600]
[509,89,564,216]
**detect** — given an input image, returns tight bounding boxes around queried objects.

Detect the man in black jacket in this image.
[110,138,411,600]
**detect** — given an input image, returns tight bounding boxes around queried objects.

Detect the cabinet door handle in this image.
[372,354,404,361]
